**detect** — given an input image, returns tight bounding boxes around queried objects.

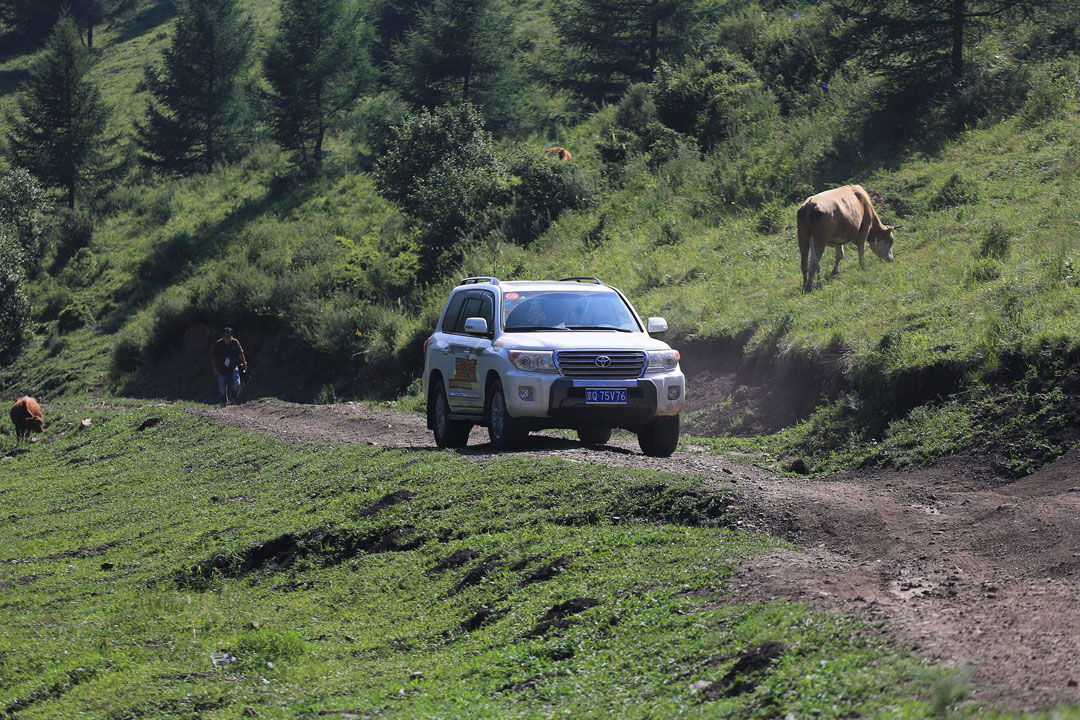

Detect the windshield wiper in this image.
[503,325,568,332]
[566,325,633,332]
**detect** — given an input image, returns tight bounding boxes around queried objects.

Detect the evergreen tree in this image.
[551,0,704,106]
[390,0,509,111]
[0,0,134,48]
[137,0,253,174]
[835,0,1034,83]
[6,14,110,208]
[263,0,375,168]
[367,0,434,72]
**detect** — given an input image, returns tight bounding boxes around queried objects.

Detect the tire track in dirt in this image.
[191,399,1080,711]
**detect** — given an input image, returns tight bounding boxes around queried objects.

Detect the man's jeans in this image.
[216,369,241,404]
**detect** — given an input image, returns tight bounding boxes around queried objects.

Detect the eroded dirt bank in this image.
[192,399,1080,711]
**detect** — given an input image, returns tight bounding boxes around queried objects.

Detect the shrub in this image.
[349,91,412,166]
[652,49,777,150]
[1019,60,1079,126]
[756,203,785,234]
[47,208,94,271]
[968,257,1004,284]
[598,84,686,169]
[501,145,593,245]
[34,282,75,322]
[374,104,508,271]
[931,173,979,209]
[0,167,47,273]
[58,248,103,288]
[0,230,29,359]
[978,221,1011,259]
[57,303,93,333]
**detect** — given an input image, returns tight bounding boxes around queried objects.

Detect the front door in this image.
[446,292,492,412]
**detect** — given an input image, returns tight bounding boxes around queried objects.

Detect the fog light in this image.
[518,386,535,401]
[667,385,681,401]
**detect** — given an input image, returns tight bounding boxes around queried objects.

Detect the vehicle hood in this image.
[495,331,675,353]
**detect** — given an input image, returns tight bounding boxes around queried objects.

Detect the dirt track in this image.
[193,399,1080,712]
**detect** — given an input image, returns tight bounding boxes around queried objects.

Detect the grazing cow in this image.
[797,184,897,292]
[544,146,572,162]
[10,396,44,446]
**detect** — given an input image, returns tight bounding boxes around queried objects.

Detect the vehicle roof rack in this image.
[559,276,604,285]
[459,276,499,286]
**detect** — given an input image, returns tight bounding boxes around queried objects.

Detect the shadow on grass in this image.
[109,0,177,45]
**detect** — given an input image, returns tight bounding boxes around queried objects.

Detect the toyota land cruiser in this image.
[422,277,685,457]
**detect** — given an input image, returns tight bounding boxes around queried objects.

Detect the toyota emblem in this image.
[595,355,611,368]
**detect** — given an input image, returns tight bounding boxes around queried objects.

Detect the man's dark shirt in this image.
[211,338,244,375]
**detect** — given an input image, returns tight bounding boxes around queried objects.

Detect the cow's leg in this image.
[799,233,810,290]
[806,236,821,292]
[856,216,871,268]
[832,245,844,275]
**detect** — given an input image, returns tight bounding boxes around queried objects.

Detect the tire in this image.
[578,426,612,447]
[637,415,679,457]
[486,380,528,450]
[431,382,470,448]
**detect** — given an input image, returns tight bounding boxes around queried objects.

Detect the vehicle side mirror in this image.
[464,317,489,335]
[647,317,668,335]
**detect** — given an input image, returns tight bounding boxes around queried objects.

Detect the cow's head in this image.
[26,416,44,433]
[870,226,896,262]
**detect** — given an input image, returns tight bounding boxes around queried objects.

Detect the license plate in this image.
[586,388,627,404]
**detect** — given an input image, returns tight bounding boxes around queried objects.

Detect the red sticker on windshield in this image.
[504,292,519,300]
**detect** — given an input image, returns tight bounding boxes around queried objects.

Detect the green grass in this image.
[0,402,972,719]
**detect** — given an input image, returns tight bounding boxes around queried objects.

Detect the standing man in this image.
[211,327,247,407]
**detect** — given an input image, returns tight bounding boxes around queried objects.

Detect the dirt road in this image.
[193,399,1080,712]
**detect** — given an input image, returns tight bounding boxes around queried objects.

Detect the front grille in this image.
[556,350,646,378]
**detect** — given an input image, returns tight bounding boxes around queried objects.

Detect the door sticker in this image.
[449,357,478,389]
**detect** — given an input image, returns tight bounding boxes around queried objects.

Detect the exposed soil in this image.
[191,398,1080,712]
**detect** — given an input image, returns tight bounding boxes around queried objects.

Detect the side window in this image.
[441,292,467,333]
[454,297,483,333]
[478,294,494,333]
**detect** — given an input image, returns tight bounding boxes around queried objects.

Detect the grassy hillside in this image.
[0,0,1079,473]
[0,402,975,718]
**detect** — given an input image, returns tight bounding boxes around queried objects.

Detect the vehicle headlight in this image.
[509,350,558,373]
[645,350,680,374]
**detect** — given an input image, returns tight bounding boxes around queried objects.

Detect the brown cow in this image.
[10,396,44,446]
[797,185,897,292]
[544,146,572,162]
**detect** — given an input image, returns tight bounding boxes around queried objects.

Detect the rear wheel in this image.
[637,416,679,457]
[431,382,470,448]
[487,380,528,450]
[577,427,612,447]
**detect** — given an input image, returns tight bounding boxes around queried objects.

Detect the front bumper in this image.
[504,368,685,429]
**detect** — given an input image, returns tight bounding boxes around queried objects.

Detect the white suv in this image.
[422,277,685,457]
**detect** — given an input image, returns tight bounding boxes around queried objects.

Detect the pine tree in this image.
[835,0,1034,83]
[136,0,253,174]
[390,0,509,111]
[6,14,110,208]
[367,0,435,71]
[263,0,375,168]
[0,0,135,48]
[550,0,704,106]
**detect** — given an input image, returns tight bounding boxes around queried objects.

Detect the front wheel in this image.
[431,383,470,448]
[487,380,528,450]
[638,416,679,457]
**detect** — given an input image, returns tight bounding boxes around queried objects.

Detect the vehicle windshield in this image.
[502,291,640,332]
